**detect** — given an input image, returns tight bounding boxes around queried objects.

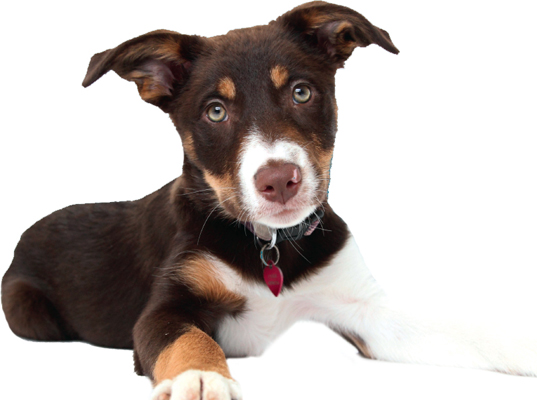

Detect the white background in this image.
[1,0,537,398]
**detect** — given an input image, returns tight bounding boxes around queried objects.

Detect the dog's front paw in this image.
[152,370,242,400]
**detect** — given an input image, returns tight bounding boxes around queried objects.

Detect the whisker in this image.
[197,195,238,245]
[283,229,311,264]
[284,226,305,252]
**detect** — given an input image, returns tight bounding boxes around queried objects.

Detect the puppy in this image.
[2,2,536,400]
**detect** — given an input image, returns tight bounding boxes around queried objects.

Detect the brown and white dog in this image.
[2,2,536,399]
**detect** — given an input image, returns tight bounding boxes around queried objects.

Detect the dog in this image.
[2,2,536,399]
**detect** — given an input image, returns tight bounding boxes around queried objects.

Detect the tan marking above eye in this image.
[270,65,289,89]
[217,76,236,100]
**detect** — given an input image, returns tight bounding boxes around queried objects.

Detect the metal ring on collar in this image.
[256,230,277,249]
[260,243,280,266]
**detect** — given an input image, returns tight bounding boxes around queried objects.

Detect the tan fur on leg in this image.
[153,326,232,385]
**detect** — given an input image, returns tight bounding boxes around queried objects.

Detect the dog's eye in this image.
[207,103,228,122]
[292,85,312,104]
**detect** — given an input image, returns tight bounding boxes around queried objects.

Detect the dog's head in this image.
[82,1,397,229]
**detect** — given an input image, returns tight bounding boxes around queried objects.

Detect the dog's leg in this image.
[135,316,242,400]
[133,256,245,400]
[301,236,537,376]
[150,327,241,400]
[2,276,77,341]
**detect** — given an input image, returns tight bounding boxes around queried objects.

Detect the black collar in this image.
[243,209,324,245]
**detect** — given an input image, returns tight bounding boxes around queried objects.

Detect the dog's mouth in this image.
[254,203,319,229]
[240,183,326,229]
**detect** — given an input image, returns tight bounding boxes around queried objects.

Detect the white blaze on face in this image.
[238,129,318,228]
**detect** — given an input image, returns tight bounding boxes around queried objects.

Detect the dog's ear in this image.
[276,1,398,68]
[82,30,205,110]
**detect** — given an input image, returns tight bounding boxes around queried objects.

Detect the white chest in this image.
[215,282,303,357]
[211,237,379,357]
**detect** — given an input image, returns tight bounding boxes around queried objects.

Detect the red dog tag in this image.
[263,260,283,297]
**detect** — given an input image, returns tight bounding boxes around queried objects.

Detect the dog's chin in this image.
[254,204,318,229]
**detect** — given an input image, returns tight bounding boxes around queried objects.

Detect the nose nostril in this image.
[263,185,275,193]
[286,180,298,189]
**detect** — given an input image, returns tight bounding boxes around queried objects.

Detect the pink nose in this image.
[255,163,302,204]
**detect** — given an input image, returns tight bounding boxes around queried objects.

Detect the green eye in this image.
[207,103,228,122]
[292,85,312,104]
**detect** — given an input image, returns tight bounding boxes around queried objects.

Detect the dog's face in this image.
[83,1,398,228]
[173,27,340,228]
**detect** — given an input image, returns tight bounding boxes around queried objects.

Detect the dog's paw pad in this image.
[151,370,242,400]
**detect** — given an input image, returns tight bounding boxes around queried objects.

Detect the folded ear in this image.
[82,30,206,110]
[276,1,399,68]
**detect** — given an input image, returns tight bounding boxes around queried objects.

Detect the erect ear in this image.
[276,1,399,68]
[82,30,206,110]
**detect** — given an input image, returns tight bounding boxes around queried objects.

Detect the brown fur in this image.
[202,172,234,201]
[217,77,237,100]
[2,279,73,341]
[270,65,289,89]
[168,176,184,206]
[181,133,198,163]
[177,255,245,307]
[202,172,242,218]
[314,147,334,193]
[339,331,374,359]
[153,326,233,384]
[125,69,173,103]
